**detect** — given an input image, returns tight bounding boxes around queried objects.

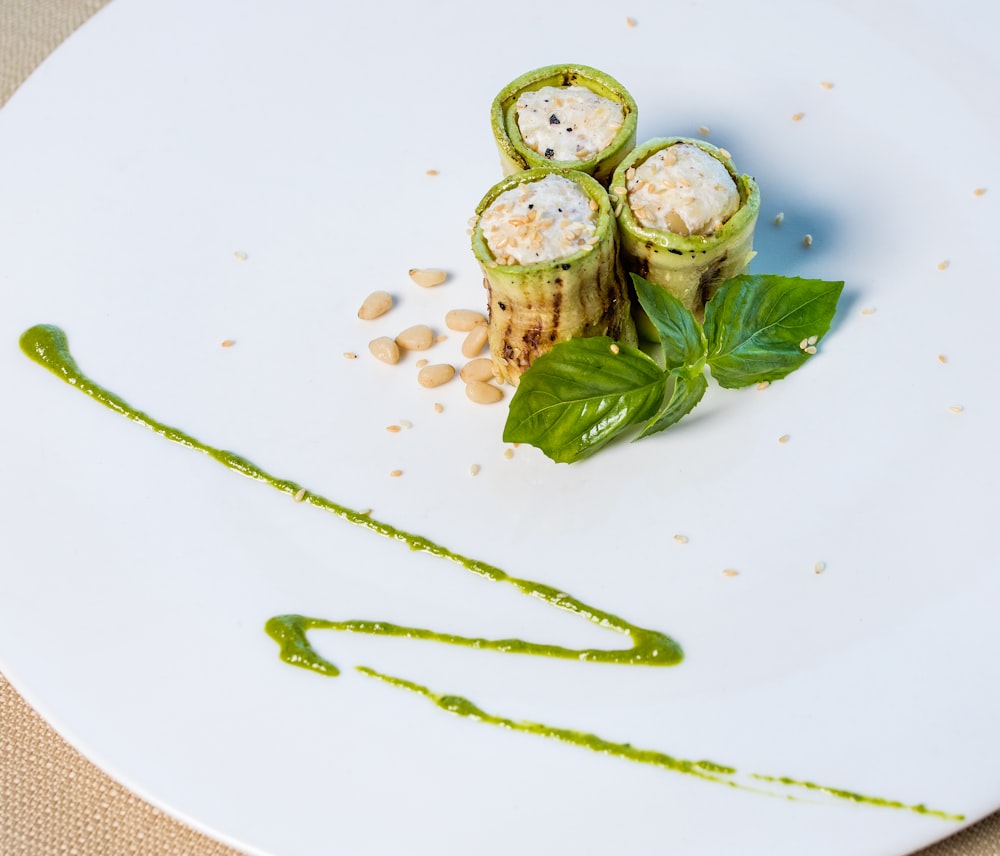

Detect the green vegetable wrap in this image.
[471,167,637,385]
[610,137,760,332]
[490,64,638,187]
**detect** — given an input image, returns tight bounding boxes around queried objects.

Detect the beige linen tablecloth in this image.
[0,2,997,854]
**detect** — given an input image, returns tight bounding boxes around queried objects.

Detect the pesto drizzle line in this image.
[19,323,965,823]
[19,324,682,674]
[357,666,963,822]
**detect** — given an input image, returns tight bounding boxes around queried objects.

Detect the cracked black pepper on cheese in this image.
[491,64,638,187]
[471,168,636,384]
[515,86,625,164]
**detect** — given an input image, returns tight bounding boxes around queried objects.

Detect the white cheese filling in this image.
[480,174,599,265]
[626,143,739,236]
[515,85,624,162]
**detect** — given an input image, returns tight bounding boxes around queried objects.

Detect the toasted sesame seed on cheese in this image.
[480,174,598,265]
[626,143,739,237]
[515,85,624,162]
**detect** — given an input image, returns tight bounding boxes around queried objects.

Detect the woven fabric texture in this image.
[1,675,245,855]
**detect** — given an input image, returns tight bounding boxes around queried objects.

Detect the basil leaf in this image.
[704,275,844,388]
[638,370,708,439]
[631,273,707,371]
[503,337,668,463]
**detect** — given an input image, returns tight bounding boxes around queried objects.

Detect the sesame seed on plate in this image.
[937,260,950,270]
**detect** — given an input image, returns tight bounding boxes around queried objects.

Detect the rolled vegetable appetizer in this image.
[490,64,638,187]
[471,167,637,384]
[610,137,760,329]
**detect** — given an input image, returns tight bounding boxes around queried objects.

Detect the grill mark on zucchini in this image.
[697,252,727,309]
[522,322,543,353]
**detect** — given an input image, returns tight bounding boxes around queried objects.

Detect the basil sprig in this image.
[503,273,844,463]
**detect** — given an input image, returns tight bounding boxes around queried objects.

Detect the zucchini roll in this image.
[610,137,760,328]
[490,64,638,187]
[471,167,637,384]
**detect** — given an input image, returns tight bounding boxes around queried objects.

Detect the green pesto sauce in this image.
[359,666,965,823]
[19,324,682,674]
[19,323,965,823]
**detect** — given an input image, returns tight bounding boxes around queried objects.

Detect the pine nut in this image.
[369,336,400,364]
[417,363,455,388]
[460,358,495,382]
[395,324,434,351]
[409,268,447,287]
[461,324,489,358]
[445,309,488,331]
[465,381,504,404]
[358,290,393,320]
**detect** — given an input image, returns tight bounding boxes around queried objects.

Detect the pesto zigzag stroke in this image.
[19,324,683,674]
[20,323,964,822]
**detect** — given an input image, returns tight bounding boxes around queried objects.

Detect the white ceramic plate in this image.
[2,1,998,853]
